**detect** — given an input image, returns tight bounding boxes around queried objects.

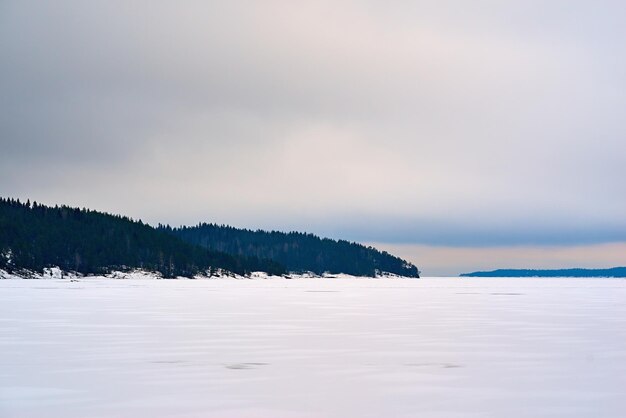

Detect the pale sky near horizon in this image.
[1,1,625,275]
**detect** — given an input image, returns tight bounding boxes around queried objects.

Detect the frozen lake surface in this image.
[1,277,625,418]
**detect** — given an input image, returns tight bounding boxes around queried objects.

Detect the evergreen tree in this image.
[0,198,285,277]
[166,223,420,277]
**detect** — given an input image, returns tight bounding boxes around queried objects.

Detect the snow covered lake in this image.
[1,277,625,418]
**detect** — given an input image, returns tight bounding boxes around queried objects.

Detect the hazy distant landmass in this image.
[0,197,419,278]
[461,267,626,278]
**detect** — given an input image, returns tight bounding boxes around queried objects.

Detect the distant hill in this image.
[0,198,284,277]
[166,223,420,277]
[461,267,626,278]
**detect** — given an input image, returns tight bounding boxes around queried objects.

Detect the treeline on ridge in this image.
[0,198,285,277]
[165,223,420,277]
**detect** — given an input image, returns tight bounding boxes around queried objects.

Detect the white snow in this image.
[107,269,165,280]
[42,267,64,280]
[0,277,625,418]
[0,268,419,281]
[0,269,21,280]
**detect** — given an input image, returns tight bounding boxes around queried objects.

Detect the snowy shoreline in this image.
[0,267,417,281]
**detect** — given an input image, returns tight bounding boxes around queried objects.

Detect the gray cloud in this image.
[1,0,625,247]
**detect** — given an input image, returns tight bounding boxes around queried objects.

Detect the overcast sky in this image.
[1,1,625,275]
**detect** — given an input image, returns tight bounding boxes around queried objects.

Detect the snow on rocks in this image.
[0,269,21,280]
[0,267,417,280]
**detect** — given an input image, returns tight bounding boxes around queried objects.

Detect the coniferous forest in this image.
[0,198,284,277]
[167,223,420,277]
[0,198,419,278]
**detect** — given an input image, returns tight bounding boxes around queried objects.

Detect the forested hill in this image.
[461,268,626,277]
[166,223,420,277]
[0,198,284,277]
[0,198,420,278]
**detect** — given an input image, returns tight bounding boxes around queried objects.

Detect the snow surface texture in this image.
[1,278,625,418]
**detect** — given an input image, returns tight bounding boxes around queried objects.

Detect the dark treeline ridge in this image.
[165,223,420,277]
[0,198,285,277]
[461,267,626,278]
